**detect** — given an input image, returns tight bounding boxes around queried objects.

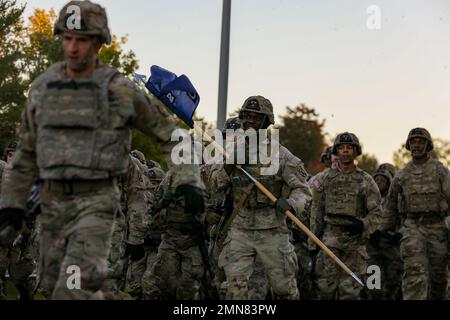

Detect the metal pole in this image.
[217,0,231,131]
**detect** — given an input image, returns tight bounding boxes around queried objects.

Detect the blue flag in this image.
[139,65,200,128]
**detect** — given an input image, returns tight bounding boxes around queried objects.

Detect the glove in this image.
[275,198,295,215]
[224,164,235,175]
[125,243,146,262]
[0,208,25,232]
[342,218,364,236]
[369,230,382,246]
[175,185,205,214]
[205,211,222,225]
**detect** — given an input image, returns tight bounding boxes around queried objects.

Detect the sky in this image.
[19,0,450,163]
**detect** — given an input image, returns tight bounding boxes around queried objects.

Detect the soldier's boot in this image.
[177,278,202,300]
[226,275,250,299]
[142,273,165,300]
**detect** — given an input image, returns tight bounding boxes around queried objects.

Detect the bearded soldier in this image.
[309,132,382,300]
[0,0,203,299]
[382,128,450,300]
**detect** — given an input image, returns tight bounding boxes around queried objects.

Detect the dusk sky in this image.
[19,0,450,163]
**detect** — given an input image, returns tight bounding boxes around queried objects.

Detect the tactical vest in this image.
[35,62,131,180]
[399,159,447,214]
[324,169,366,218]
[229,163,284,229]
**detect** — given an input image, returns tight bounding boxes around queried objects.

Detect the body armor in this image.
[35,62,132,180]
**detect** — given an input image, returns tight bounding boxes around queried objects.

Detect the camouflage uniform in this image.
[0,1,202,300]
[309,132,382,300]
[367,164,403,300]
[104,155,148,299]
[0,160,6,299]
[142,171,206,300]
[382,128,449,300]
[217,96,312,300]
[126,162,165,299]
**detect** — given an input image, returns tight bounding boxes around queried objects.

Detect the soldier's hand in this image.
[369,230,382,246]
[175,185,205,214]
[342,218,364,236]
[125,243,146,262]
[275,198,295,215]
[205,211,222,225]
[0,208,25,245]
[224,164,235,175]
[0,208,25,232]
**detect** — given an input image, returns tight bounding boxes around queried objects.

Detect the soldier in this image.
[0,0,204,299]
[104,154,147,299]
[206,117,271,300]
[382,128,450,300]
[309,132,382,300]
[367,163,403,300]
[142,164,207,300]
[126,164,166,299]
[215,96,311,300]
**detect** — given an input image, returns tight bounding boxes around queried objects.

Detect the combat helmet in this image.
[239,96,275,126]
[222,117,241,134]
[373,163,396,183]
[405,127,433,151]
[4,142,18,161]
[54,0,112,45]
[332,132,362,156]
[146,159,162,169]
[146,167,166,182]
[5,142,17,153]
[131,150,146,164]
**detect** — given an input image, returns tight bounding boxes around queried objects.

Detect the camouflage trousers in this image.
[315,227,368,300]
[104,210,127,300]
[0,244,8,300]
[7,223,40,300]
[219,227,299,300]
[399,217,448,300]
[38,180,119,300]
[293,240,317,300]
[367,236,403,300]
[126,244,159,299]
[142,236,205,300]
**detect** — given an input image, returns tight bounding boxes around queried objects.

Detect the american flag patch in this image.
[311,178,321,189]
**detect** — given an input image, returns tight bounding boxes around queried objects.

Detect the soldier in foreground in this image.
[0,0,203,299]
[382,128,450,300]
[216,96,311,300]
[309,132,382,299]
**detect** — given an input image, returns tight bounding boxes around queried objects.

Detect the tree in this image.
[98,35,138,78]
[0,0,28,147]
[393,138,450,168]
[277,104,326,174]
[357,153,379,175]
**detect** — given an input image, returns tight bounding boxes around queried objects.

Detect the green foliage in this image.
[357,153,379,175]
[278,104,326,174]
[0,0,28,147]
[131,129,167,170]
[98,35,139,78]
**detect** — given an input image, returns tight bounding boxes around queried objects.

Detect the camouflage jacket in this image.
[309,164,382,242]
[382,157,450,231]
[210,144,312,230]
[120,156,149,245]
